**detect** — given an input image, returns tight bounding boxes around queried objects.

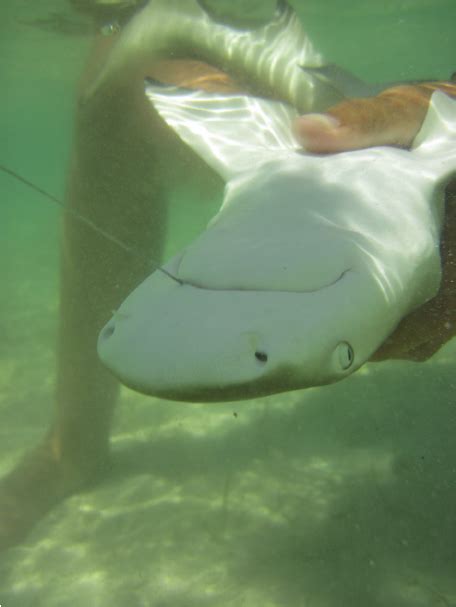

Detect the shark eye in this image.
[337,342,354,370]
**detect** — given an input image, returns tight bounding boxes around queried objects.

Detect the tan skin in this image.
[0,30,454,551]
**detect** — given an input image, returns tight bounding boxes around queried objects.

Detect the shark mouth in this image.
[168,265,353,294]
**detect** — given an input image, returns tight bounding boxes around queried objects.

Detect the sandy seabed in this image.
[1,1,456,604]
[0,256,455,607]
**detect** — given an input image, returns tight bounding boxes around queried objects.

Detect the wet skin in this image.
[296,82,456,361]
[0,31,454,551]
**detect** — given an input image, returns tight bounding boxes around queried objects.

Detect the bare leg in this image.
[0,37,229,550]
[0,40,170,550]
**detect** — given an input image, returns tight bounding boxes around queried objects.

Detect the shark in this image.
[94,0,456,401]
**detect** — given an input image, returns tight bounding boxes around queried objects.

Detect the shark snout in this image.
[97,304,275,401]
[96,263,372,402]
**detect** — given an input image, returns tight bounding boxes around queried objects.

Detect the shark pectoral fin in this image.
[299,64,385,101]
[144,82,301,181]
[411,91,456,181]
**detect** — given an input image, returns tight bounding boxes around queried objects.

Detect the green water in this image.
[0,1,455,605]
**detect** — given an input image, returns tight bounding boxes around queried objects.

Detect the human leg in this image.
[0,41,169,550]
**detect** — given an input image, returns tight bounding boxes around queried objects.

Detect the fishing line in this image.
[0,164,183,284]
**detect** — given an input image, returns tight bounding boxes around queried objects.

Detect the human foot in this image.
[0,438,108,552]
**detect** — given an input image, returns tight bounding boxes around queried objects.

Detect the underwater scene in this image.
[0,0,455,605]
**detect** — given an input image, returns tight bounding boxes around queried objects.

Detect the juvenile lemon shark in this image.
[95,0,456,401]
[98,86,455,400]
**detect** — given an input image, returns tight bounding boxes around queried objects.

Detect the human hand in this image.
[294,81,456,153]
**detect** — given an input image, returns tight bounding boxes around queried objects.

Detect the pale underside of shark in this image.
[94,0,456,401]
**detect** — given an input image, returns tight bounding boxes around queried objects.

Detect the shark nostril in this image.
[101,322,115,341]
[255,350,268,363]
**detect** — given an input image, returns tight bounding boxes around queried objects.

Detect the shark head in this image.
[98,86,456,401]
[97,265,365,402]
[97,159,383,401]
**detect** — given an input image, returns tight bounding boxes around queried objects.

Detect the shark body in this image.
[95,1,456,401]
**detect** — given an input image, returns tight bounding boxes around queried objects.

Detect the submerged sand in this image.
[1,220,455,605]
[1,1,455,605]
